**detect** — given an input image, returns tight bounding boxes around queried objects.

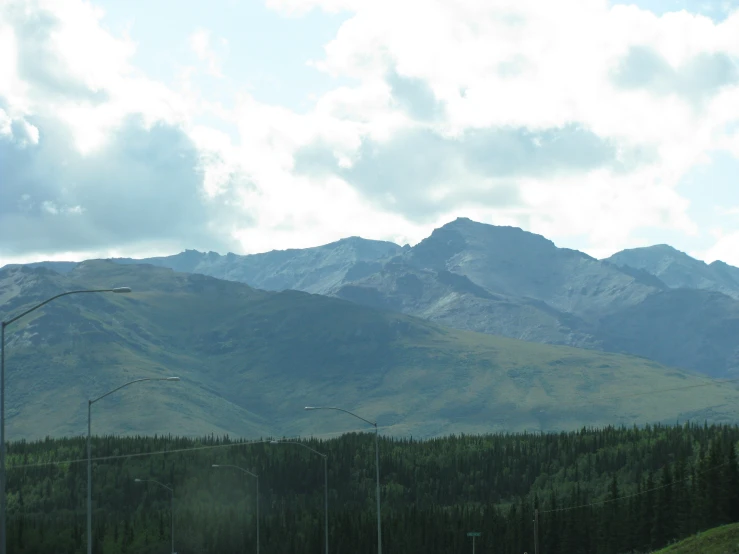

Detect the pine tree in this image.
[707,438,725,525]
[673,457,690,538]
[725,437,739,522]
[642,472,656,549]
[8,424,739,553]
[652,464,673,548]
[604,473,621,554]
[543,490,560,554]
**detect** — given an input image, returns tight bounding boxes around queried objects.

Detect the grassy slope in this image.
[654,523,739,553]
[2,260,739,441]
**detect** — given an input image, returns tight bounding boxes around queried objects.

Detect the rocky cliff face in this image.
[11,217,739,377]
[607,244,739,300]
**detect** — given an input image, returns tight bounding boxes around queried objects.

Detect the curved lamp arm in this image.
[135,478,173,493]
[270,440,327,458]
[3,288,132,327]
[304,406,377,428]
[212,464,258,479]
[90,377,180,405]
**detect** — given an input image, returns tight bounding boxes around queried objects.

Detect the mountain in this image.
[113,236,404,295]
[10,218,665,321]
[3,261,739,440]
[332,250,598,348]
[11,217,739,377]
[7,260,80,273]
[607,244,739,300]
[597,288,739,377]
[112,218,663,347]
[402,218,662,319]
[1,237,403,293]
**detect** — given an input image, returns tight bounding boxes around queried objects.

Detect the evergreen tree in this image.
[652,464,673,547]
[6,423,739,553]
[725,438,739,523]
[604,473,621,554]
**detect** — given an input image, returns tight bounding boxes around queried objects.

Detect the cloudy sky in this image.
[1,0,738,267]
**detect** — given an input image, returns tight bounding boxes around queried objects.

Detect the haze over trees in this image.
[5,423,739,553]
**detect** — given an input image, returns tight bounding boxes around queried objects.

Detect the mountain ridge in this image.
[3,260,739,440]
[606,244,739,300]
[8,217,739,377]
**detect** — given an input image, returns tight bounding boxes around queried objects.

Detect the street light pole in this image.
[324,452,328,554]
[0,286,131,554]
[270,440,329,554]
[135,478,175,554]
[304,406,382,554]
[212,464,259,554]
[87,377,179,554]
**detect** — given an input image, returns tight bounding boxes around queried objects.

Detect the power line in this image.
[10,439,271,469]
[7,373,739,473]
[540,460,730,514]
[9,417,739,520]
[6,425,388,470]
[8,380,739,470]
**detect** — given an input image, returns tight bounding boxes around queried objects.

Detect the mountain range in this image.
[3,259,739,441]
[15,217,739,377]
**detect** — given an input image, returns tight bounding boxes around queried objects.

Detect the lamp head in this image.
[112,287,132,293]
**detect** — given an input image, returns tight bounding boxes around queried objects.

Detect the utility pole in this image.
[304,406,380,554]
[533,509,539,554]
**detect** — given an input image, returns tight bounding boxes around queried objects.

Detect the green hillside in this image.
[2,260,739,440]
[654,523,739,553]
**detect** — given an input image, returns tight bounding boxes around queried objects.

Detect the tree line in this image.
[5,422,739,553]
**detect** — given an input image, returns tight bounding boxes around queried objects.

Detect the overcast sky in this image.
[1,0,738,266]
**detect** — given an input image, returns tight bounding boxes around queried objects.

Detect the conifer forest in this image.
[6,423,739,553]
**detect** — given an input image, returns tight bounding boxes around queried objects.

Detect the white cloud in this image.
[0,0,192,155]
[189,28,227,78]
[265,0,361,16]
[39,200,84,216]
[41,201,59,215]
[703,229,739,265]
[278,0,739,252]
[0,108,38,147]
[0,0,246,265]
[2,0,739,266]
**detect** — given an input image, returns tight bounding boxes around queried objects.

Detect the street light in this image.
[87,377,180,554]
[304,406,382,554]
[135,478,175,554]
[0,286,131,554]
[212,464,260,554]
[270,440,329,554]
